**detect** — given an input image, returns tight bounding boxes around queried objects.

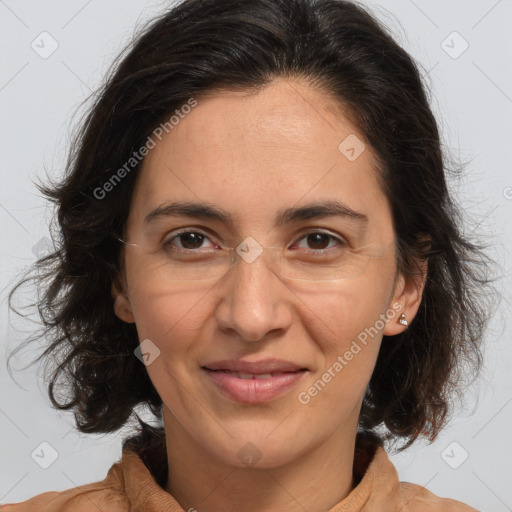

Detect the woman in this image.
[3,0,494,510]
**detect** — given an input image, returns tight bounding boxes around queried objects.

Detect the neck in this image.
[163,412,359,512]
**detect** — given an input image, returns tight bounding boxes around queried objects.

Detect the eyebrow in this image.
[144,200,368,228]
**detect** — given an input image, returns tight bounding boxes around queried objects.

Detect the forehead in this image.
[127,78,393,241]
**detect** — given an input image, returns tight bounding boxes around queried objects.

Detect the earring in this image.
[399,313,408,327]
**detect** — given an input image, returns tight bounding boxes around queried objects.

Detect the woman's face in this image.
[113,78,419,468]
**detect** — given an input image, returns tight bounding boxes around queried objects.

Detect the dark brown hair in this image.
[8,0,496,451]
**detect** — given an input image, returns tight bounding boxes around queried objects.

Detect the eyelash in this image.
[162,229,348,254]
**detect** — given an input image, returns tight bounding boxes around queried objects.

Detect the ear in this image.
[383,257,428,336]
[111,274,135,324]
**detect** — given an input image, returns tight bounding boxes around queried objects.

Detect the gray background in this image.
[0,0,511,510]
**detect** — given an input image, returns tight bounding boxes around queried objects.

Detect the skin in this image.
[112,77,426,512]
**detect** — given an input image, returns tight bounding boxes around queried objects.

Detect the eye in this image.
[292,231,347,253]
[163,230,218,252]
[162,229,347,254]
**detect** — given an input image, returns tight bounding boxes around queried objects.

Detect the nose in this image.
[214,246,293,343]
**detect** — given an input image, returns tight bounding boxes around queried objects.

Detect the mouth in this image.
[202,358,308,374]
[201,359,309,403]
[202,369,306,379]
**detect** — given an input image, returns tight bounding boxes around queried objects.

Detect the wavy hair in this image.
[8,0,497,451]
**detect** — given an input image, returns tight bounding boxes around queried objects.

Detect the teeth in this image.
[238,373,254,379]
[255,373,272,379]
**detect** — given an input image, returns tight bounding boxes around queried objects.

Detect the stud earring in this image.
[399,313,408,327]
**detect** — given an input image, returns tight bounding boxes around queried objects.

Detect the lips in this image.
[201,358,308,403]
[211,370,294,380]
[202,358,307,374]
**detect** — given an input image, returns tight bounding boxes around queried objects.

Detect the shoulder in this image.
[1,423,168,512]
[0,461,129,512]
[0,488,128,512]
[398,482,480,511]
[348,432,480,511]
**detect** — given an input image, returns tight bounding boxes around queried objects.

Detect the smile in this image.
[202,368,308,403]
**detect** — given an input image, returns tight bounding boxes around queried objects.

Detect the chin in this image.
[221,443,301,469]
[202,426,314,469]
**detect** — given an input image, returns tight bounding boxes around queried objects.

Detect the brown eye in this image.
[305,233,331,250]
[177,232,206,250]
[294,232,346,252]
[164,231,216,252]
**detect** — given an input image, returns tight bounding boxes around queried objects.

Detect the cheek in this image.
[127,282,209,404]
[303,260,396,380]
[124,246,209,336]
[306,275,391,344]
[297,282,391,418]
[126,272,210,354]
